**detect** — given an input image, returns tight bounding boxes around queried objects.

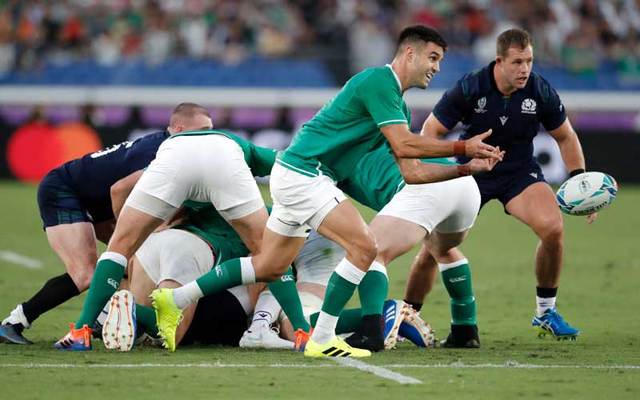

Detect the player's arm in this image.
[110,170,144,218]
[380,123,496,160]
[395,148,503,185]
[547,118,586,175]
[420,113,451,138]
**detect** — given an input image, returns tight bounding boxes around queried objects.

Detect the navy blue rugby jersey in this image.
[432,61,566,175]
[56,131,169,221]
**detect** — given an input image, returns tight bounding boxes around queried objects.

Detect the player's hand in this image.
[465,129,502,160]
[466,146,504,173]
[586,212,598,224]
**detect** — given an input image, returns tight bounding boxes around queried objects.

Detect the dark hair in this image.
[171,102,211,119]
[397,25,447,52]
[496,29,532,57]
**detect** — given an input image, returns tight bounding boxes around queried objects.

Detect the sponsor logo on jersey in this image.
[474,97,488,113]
[530,172,538,179]
[499,116,508,125]
[521,98,537,114]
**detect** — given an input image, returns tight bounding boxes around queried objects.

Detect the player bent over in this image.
[334,145,500,351]
[153,25,501,358]
[0,103,208,345]
[55,121,308,350]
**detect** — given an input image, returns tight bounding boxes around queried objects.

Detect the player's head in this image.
[168,102,213,134]
[394,25,447,90]
[495,28,533,90]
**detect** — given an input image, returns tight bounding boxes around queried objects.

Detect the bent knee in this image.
[347,234,378,267]
[535,219,564,244]
[67,268,94,291]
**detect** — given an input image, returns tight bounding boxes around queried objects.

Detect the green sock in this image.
[135,304,158,336]
[195,258,243,296]
[441,261,477,325]
[267,266,310,332]
[358,265,388,316]
[321,272,357,316]
[76,256,125,328]
[311,308,362,334]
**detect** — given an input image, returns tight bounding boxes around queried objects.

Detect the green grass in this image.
[1,180,639,399]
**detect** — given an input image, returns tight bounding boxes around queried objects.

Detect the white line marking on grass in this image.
[0,250,42,269]
[332,358,422,385]
[1,361,639,370]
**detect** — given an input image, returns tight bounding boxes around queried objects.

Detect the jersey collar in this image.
[385,64,402,93]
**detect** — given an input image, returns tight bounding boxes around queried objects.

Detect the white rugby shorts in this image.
[294,230,344,286]
[378,176,481,234]
[266,163,346,237]
[135,228,214,285]
[126,134,264,221]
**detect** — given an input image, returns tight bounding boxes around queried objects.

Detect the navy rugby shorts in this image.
[475,162,547,212]
[37,169,92,228]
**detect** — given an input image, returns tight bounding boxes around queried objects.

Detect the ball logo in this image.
[474,97,487,113]
[578,179,591,194]
[521,98,537,114]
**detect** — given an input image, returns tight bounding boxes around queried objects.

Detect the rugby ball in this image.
[556,172,617,216]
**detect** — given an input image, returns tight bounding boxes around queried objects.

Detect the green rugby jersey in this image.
[278,65,410,181]
[338,145,457,212]
[171,129,276,176]
[175,201,249,266]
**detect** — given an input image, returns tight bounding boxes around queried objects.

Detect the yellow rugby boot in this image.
[150,288,183,352]
[304,335,371,358]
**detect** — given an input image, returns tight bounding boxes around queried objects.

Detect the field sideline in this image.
[1,181,639,399]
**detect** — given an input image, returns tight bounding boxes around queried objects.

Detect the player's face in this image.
[410,42,444,89]
[496,45,533,90]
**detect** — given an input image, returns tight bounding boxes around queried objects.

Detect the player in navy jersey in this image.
[419,29,590,342]
[0,103,213,345]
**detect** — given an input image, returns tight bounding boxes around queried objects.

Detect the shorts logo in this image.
[106,278,119,290]
[474,97,488,113]
[521,98,537,114]
[530,172,538,179]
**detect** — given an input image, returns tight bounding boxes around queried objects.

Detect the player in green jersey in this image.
[338,145,501,350]
[55,105,308,352]
[154,25,502,358]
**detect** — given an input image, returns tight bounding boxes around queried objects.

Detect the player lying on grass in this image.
[152,25,502,359]
[99,200,266,351]
[0,103,209,345]
[422,28,591,340]
[332,143,502,351]
[55,111,310,351]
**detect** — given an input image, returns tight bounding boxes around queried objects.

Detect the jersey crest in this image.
[521,98,537,114]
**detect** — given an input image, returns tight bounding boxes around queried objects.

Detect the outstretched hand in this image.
[466,146,505,174]
[465,129,502,160]
[586,212,598,224]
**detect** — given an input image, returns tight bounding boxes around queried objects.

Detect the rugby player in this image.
[421,28,589,339]
[332,143,500,351]
[55,122,310,351]
[153,25,502,358]
[0,103,209,345]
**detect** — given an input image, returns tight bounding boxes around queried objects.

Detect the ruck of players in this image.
[2,25,600,357]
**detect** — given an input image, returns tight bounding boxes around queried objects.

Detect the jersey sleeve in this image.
[247,144,277,177]
[538,82,567,131]
[432,81,469,130]
[358,72,408,128]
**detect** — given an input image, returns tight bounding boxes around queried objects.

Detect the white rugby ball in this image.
[556,172,618,216]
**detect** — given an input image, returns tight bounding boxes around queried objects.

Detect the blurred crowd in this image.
[0,0,639,79]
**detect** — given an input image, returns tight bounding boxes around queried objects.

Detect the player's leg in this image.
[1,171,102,345]
[504,181,579,339]
[403,243,440,311]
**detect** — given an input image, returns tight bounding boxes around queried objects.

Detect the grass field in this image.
[1,180,639,399]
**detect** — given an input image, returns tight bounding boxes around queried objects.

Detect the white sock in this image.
[2,304,30,328]
[334,258,366,285]
[240,257,256,285]
[172,281,204,310]
[310,312,339,344]
[536,296,557,317]
[249,290,281,330]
